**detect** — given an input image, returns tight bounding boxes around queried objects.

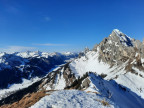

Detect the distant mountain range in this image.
[0,51,78,89]
[0,29,144,108]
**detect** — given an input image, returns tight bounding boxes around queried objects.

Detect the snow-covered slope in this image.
[30,90,116,108]
[0,77,40,100]
[70,50,144,99]
[69,29,144,99]
[70,51,110,78]
[30,70,144,108]
[29,61,144,108]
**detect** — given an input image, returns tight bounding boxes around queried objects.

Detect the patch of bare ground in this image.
[0,91,47,108]
[85,90,109,106]
[86,91,100,94]
[95,98,110,106]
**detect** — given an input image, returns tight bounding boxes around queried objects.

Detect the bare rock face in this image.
[93,29,144,67]
[38,63,77,91]
[81,78,90,88]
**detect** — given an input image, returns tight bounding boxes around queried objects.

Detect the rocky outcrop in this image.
[39,63,76,90]
[93,29,144,70]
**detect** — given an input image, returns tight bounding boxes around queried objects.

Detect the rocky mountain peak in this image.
[109,29,133,47]
[92,29,144,66]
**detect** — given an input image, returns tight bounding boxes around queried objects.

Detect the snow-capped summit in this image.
[62,52,73,56]
[112,29,125,36]
[109,29,133,47]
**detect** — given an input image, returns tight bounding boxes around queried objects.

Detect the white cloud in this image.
[34,43,68,46]
[0,46,36,53]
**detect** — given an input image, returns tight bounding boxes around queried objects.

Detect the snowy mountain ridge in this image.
[0,51,77,69]
[0,51,76,59]
[71,29,144,99]
[0,29,144,108]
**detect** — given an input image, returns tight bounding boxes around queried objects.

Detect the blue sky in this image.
[0,0,144,52]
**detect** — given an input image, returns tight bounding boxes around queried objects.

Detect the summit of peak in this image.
[113,29,121,32]
[112,29,125,36]
[109,29,134,47]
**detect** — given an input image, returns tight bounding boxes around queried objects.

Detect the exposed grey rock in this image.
[93,29,144,70]
[39,63,76,90]
[81,78,90,89]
